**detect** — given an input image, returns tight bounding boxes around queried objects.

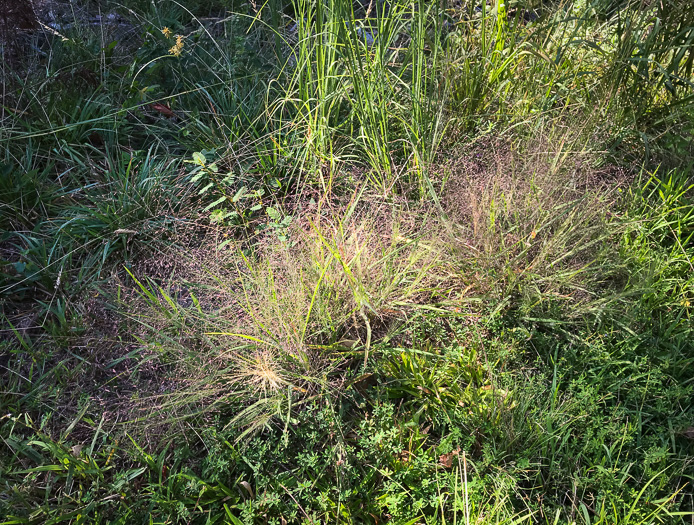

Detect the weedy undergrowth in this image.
[1,0,693,523]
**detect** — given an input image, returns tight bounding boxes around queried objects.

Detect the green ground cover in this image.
[1,0,693,523]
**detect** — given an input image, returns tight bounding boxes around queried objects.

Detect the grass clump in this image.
[1,0,693,523]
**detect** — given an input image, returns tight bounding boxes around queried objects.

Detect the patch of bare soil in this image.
[0,0,38,33]
[0,0,37,62]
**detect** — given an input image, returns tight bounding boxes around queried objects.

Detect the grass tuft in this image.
[1,0,693,522]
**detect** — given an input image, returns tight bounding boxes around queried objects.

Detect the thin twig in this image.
[360,306,372,367]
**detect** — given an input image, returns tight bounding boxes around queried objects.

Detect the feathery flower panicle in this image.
[169,35,185,57]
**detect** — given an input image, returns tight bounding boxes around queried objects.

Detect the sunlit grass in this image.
[1,0,693,522]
